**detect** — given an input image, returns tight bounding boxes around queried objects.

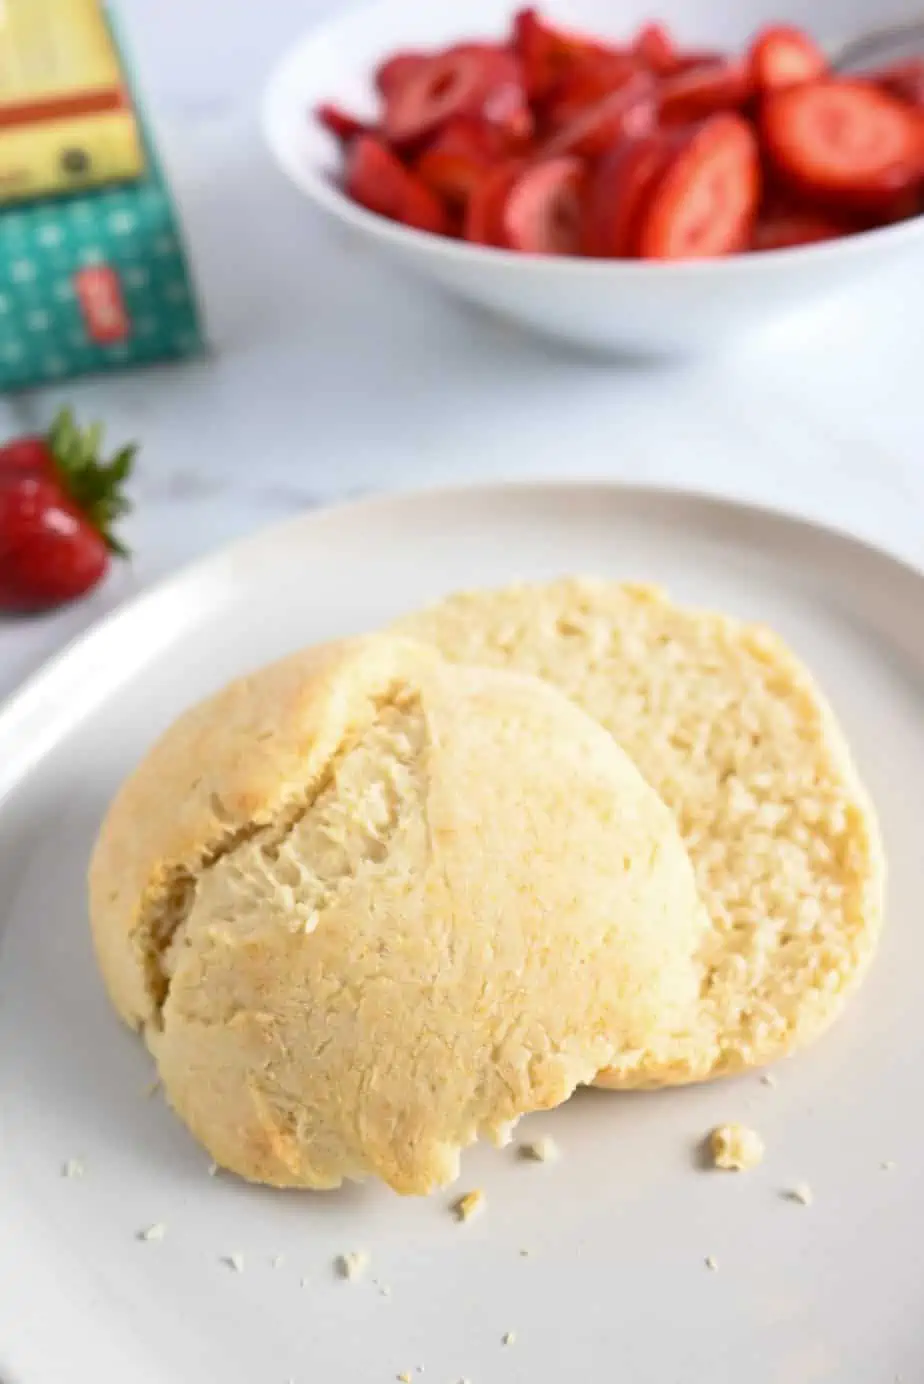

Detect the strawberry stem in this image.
[46,407,135,556]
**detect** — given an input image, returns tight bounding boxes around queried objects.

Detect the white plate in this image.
[2,483,923,1384]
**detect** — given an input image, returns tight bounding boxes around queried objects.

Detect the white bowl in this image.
[263,0,924,355]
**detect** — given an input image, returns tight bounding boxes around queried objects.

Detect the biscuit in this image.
[397,579,885,1086]
[90,635,707,1191]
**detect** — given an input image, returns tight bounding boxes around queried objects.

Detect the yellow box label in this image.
[0,0,124,103]
[0,0,144,200]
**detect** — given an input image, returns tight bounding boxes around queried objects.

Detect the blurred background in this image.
[1,0,923,695]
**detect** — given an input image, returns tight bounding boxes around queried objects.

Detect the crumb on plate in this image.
[519,1136,560,1163]
[453,1189,485,1222]
[786,1183,813,1206]
[336,1250,370,1280]
[137,1223,166,1242]
[709,1123,765,1171]
[62,1158,84,1179]
[226,1253,245,1272]
[705,1256,719,1271]
[502,1331,517,1346]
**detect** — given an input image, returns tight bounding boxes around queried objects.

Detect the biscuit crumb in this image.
[271,1254,285,1269]
[760,1072,777,1087]
[709,1124,764,1171]
[336,1250,370,1280]
[144,1079,161,1099]
[398,1374,412,1383]
[705,1256,719,1271]
[502,1331,517,1346]
[62,1158,84,1179]
[207,1162,219,1177]
[519,1248,531,1257]
[454,1189,485,1222]
[881,1160,896,1172]
[786,1183,813,1206]
[520,1136,560,1163]
[226,1253,245,1272]
[380,1285,391,1297]
[138,1223,166,1242]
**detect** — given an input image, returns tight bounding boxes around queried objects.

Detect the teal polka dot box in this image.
[0,4,204,392]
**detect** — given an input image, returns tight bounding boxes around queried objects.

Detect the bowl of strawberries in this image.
[263,0,924,354]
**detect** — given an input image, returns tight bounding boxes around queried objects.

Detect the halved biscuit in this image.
[90,635,707,1191]
[397,579,885,1087]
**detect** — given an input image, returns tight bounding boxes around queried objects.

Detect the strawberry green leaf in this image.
[45,407,135,557]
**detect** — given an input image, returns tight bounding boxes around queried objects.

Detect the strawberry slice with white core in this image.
[501,157,585,253]
[761,79,923,211]
[637,114,761,259]
[383,45,528,145]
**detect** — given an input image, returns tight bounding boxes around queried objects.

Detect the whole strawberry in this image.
[0,408,134,613]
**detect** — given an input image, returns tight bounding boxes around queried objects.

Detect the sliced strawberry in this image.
[637,113,761,259]
[761,79,923,213]
[632,22,677,75]
[659,60,752,124]
[382,44,530,146]
[316,103,371,144]
[464,160,526,245]
[345,135,449,233]
[752,209,851,250]
[512,7,619,101]
[375,51,427,101]
[583,134,672,257]
[749,25,826,94]
[501,157,585,254]
[544,69,656,158]
[669,50,726,76]
[863,60,924,109]
[415,117,505,208]
[542,52,645,131]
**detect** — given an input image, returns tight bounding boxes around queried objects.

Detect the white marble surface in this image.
[1,0,923,704]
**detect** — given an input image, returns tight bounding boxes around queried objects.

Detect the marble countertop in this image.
[1,0,923,704]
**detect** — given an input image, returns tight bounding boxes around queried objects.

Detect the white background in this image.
[1,0,923,700]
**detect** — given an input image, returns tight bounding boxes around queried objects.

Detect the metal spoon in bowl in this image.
[831,19,924,72]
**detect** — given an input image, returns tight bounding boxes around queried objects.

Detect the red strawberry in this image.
[415,116,508,209]
[464,160,530,246]
[636,114,761,260]
[382,44,530,146]
[544,70,656,159]
[583,133,672,257]
[0,435,56,476]
[632,22,677,75]
[316,103,371,144]
[512,8,620,102]
[658,60,752,125]
[375,51,427,100]
[761,79,923,213]
[749,25,827,94]
[541,52,647,139]
[752,208,852,250]
[501,157,586,253]
[0,408,134,613]
[346,135,449,233]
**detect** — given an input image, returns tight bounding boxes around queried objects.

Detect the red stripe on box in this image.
[0,87,127,130]
[74,266,130,344]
